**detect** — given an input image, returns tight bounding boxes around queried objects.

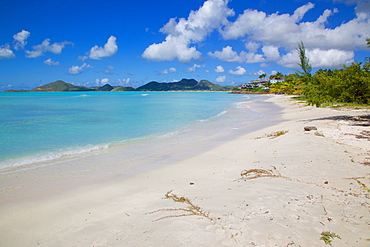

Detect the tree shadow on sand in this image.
[303,115,370,127]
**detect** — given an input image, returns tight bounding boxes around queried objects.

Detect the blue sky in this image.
[0,0,369,90]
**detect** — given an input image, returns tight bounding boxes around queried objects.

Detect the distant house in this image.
[249,78,270,84]
[269,79,284,83]
[240,83,259,89]
[238,77,284,89]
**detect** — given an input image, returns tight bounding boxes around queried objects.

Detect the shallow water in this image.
[0,91,263,170]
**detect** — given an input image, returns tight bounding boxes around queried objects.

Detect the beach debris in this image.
[304,126,317,131]
[240,169,280,180]
[314,131,325,137]
[189,182,194,186]
[148,190,215,222]
[256,130,289,139]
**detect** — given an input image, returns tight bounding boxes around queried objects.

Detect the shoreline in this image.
[0,91,253,171]
[1,95,369,246]
[0,95,279,207]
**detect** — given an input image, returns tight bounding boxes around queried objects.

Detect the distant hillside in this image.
[31,80,92,92]
[192,80,225,91]
[136,78,227,91]
[111,86,136,91]
[90,84,114,91]
[4,79,231,92]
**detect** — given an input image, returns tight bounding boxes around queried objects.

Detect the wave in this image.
[0,144,110,172]
[216,110,228,117]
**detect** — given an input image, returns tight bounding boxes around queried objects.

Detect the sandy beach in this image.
[0,95,369,247]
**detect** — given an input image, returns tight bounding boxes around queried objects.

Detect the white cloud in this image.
[260,63,268,68]
[208,46,264,63]
[68,63,93,75]
[262,45,280,61]
[44,58,60,66]
[228,66,246,75]
[187,63,204,72]
[161,67,177,74]
[25,39,72,58]
[216,2,368,68]
[87,36,118,60]
[254,70,266,76]
[101,78,109,84]
[291,2,315,22]
[215,75,226,83]
[279,48,355,69]
[245,41,260,53]
[142,36,201,63]
[114,78,132,85]
[13,30,30,50]
[142,0,234,62]
[215,65,225,73]
[0,44,15,59]
[221,2,369,52]
[333,0,370,14]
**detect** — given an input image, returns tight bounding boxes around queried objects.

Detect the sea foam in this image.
[0,144,110,172]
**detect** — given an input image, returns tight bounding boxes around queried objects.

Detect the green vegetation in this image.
[31,80,92,92]
[136,78,228,91]
[320,231,341,245]
[270,39,370,107]
[5,78,230,92]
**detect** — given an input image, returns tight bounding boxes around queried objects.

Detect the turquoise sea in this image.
[0,91,264,170]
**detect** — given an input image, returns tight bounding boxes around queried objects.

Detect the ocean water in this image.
[0,91,263,170]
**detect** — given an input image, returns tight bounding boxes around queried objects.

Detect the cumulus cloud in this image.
[254,70,266,76]
[68,63,93,75]
[333,0,370,14]
[142,0,234,62]
[187,64,204,72]
[44,58,60,66]
[221,2,369,52]
[0,44,16,59]
[215,75,226,83]
[101,78,109,84]
[262,45,280,61]
[26,39,72,58]
[215,65,225,73]
[208,46,264,63]
[13,30,30,50]
[245,41,260,53]
[279,48,354,69]
[205,2,368,68]
[86,36,118,60]
[228,66,246,75]
[161,67,177,74]
[149,1,366,69]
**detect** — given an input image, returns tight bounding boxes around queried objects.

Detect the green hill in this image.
[111,86,136,91]
[136,79,198,91]
[5,78,230,92]
[192,80,225,91]
[31,80,91,92]
[136,78,227,91]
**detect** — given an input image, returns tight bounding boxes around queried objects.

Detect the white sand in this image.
[0,95,369,247]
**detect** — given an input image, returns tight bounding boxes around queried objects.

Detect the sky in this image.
[0,0,369,90]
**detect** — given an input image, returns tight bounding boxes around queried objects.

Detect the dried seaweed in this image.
[240,169,281,180]
[148,191,215,222]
